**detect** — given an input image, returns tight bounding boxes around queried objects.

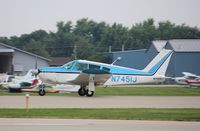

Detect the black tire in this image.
[86,90,94,97]
[78,88,86,96]
[39,89,45,96]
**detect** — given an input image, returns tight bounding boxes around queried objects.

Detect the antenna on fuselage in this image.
[111,57,122,65]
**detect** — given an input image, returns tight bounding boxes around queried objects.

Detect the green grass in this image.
[0,108,200,121]
[1,85,200,96]
[95,86,200,96]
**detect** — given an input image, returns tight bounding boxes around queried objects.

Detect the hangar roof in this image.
[151,39,200,52]
[167,39,200,52]
[0,49,14,53]
[151,40,167,52]
[0,43,51,61]
[49,57,70,66]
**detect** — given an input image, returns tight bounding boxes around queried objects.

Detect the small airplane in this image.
[173,72,200,86]
[32,49,173,97]
[0,69,40,92]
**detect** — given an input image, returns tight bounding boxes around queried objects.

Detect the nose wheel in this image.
[38,85,46,96]
[86,90,94,97]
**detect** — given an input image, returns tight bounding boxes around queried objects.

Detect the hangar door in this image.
[0,49,13,74]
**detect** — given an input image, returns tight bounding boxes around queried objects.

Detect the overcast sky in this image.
[0,0,200,37]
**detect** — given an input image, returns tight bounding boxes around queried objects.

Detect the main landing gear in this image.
[78,74,95,97]
[78,86,94,97]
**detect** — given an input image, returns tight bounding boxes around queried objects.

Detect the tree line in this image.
[0,18,200,62]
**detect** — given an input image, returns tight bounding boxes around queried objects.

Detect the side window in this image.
[102,67,110,72]
[89,64,100,70]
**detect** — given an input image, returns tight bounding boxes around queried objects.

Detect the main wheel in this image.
[78,88,86,96]
[39,89,45,96]
[86,90,94,97]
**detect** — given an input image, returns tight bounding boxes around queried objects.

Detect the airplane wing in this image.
[182,72,200,79]
[70,69,112,85]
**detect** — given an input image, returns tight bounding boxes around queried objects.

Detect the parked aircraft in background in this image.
[0,69,40,92]
[1,70,79,95]
[22,84,80,95]
[32,49,173,97]
[173,72,200,86]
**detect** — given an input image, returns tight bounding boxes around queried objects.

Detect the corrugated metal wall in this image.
[0,44,49,75]
[173,52,200,77]
[112,50,148,70]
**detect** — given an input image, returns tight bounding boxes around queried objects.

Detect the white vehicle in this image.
[32,49,173,97]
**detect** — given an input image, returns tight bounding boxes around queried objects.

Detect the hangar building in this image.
[0,43,50,75]
[109,39,200,77]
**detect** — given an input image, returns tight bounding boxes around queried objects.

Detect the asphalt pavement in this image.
[0,96,200,108]
[0,118,199,131]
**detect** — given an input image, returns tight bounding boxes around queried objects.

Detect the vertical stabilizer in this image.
[143,49,173,76]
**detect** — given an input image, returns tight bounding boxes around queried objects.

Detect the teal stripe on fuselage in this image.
[39,67,80,73]
[39,51,171,76]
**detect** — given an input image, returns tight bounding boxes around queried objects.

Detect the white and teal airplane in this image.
[32,49,173,97]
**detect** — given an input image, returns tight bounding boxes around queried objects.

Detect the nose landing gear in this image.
[38,85,45,96]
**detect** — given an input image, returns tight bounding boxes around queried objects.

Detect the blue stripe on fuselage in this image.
[39,51,171,76]
[39,67,80,73]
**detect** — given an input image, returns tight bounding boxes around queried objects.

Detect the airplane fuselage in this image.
[38,72,165,86]
[34,49,173,97]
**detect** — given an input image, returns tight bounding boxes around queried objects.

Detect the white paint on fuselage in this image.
[39,72,165,86]
[38,72,79,84]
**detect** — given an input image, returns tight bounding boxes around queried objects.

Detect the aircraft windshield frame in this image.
[62,60,88,71]
[62,61,75,70]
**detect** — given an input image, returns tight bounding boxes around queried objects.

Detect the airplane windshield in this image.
[62,61,75,70]
[62,61,88,71]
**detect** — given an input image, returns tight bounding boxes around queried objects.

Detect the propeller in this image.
[31,69,40,76]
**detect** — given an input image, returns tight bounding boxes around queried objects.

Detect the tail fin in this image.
[143,49,173,76]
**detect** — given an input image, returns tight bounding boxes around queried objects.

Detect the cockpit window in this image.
[62,61,88,71]
[89,64,100,70]
[62,61,75,70]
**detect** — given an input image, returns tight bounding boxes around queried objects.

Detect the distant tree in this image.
[0,18,200,62]
[129,19,157,49]
[25,39,49,57]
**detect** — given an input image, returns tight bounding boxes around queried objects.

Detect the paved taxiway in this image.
[0,118,200,131]
[0,96,200,108]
